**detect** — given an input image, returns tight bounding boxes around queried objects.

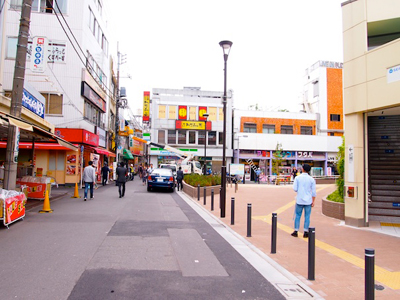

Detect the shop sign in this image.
[130,139,143,156]
[81,82,106,112]
[97,127,106,148]
[178,106,187,120]
[55,128,99,146]
[81,69,107,101]
[3,194,26,226]
[328,153,337,162]
[199,106,207,121]
[22,89,45,118]
[143,91,150,122]
[273,151,295,158]
[387,64,400,83]
[30,36,47,73]
[175,120,211,130]
[83,130,99,146]
[230,164,244,175]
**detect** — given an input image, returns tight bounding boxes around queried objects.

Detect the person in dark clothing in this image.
[176,167,184,191]
[101,163,110,186]
[116,162,127,198]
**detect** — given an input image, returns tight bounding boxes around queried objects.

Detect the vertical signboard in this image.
[143,91,150,122]
[178,106,187,120]
[348,145,354,182]
[30,36,47,73]
[199,106,207,120]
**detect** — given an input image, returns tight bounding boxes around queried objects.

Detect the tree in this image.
[272,142,283,178]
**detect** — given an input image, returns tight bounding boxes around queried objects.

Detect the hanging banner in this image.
[143,91,150,122]
[178,106,187,120]
[199,106,207,121]
[30,36,48,73]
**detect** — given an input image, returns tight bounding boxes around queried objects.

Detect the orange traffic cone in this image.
[39,190,53,213]
[72,183,80,198]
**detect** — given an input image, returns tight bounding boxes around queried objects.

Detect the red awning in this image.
[0,142,79,150]
[94,147,116,157]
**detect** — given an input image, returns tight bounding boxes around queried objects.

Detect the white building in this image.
[149,87,233,172]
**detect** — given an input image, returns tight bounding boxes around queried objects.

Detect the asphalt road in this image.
[0,179,292,300]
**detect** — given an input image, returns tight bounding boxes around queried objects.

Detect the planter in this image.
[182,180,221,198]
[322,197,345,220]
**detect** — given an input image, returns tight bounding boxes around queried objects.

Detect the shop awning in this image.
[123,148,134,160]
[94,147,116,157]
[0,142,79,150]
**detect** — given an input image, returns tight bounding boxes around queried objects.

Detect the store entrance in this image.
[368,114,400,223]
[48,151,66,184]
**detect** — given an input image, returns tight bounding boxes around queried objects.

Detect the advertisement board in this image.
[3,194,26,226]
[175,120,211,130]
[143,91,150,121]
[30,36,47,73]
[230,164,244,175]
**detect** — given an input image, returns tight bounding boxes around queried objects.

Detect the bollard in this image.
[219,187,221,209]
[211,189,214,211]
[271,213,277,254]
[231,197,235,225]
[308,227,316,280]
[197,184,201,200]
[246,203,252,237]
[365,248,375,300]
[203,186,206,205]
[235,182,238,193]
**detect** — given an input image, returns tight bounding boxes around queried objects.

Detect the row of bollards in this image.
[195,190,376,299]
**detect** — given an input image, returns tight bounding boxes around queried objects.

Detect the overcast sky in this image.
[107,0,344,114]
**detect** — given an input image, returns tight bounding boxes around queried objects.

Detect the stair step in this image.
[369,208,400,217]
[368,215,400,224]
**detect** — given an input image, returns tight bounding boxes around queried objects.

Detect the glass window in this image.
[262,124,275,134]
[313,80,319,97]
[93,19,97,36]
[84,100,102,126]
[158,130,165,144]
[218,132,223,145]
[6,37,17,59]
[168,106,176,119]
[158,105,166,119]
[198,131,205,145]
[188,131,196,144]
[189,107,196,120]
[208,131,216,145]
[168,130,176,144]
[243,123,257,133]
[89,8,94,31]
[177,130,186,144]
[41,93,63,115]
[330,114,341,122]
[281,125,293,134]
[301,126,313,135]
[208,107,217,121]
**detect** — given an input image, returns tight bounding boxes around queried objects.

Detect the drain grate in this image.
[276,283,314,298]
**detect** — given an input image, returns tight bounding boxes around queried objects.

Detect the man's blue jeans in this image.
[294,204,312,232]
[84,182,93,199]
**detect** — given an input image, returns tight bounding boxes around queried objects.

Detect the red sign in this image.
[55,128,99,146]
[143,91,150,122]
[199,106,207,120]
[178,106,187,120]
[4,194,26,226]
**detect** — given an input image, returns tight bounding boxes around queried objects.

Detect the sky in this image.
[107,0,344,114]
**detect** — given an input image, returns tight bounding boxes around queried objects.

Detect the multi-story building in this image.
[233,61,343,181]
[342,0,400,225]
[149,87,233,172]
[0,0,119,185]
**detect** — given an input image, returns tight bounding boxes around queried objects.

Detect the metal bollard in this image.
[203,186,206,205]
[271,213,277,254]
[211,189,214,211]
[246,203,252,237]
[231,197,235,225]
[235,182,238,193]
[219,187,221,209]
[308,227,316,280]
[365,248,375,300]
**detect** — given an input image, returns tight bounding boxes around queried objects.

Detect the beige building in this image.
[342,0,400,226]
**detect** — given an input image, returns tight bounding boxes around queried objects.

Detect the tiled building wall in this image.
[327,68,344,136]
[240,117,316,135]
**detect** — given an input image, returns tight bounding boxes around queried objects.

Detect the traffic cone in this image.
[39,190,53,213]
[72,183,80,198]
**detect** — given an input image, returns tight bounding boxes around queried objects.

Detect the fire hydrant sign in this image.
[30,36,47,73]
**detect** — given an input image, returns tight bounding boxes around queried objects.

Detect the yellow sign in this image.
[176,121,210,130]
[143,92,150,121]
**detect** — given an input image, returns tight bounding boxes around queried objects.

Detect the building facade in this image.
[342,0,400,225]
[149,87,233,172]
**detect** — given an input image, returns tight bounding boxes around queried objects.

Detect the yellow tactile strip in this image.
[381,222,400,228]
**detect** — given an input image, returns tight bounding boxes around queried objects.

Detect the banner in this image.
[30,36,47,73]
[143,91,150,121]
[175,120,211,130]
[4,194,26,226]
[178,106,187,120]
[199,106,207,121]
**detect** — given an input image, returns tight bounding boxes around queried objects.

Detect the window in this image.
[189,107,196,120]
[218,132,223,145]
[198,131,205,145]
[177,130,186,144]
[280,125,293,134]
[329,132,334,136]
[243,123,257,133]
[330,114,341,122]
[89,8,94,32]
[301,126,313,135]
[41,93,63,115]
[188,131,196,144]
[208,107,217,121]
[262,124,275,134]
[368,18,400,50]
[109,111,115,131]
[168,106,176,119]
[168,130,176,144]
[158,105,166,119]
[158,130,165,144]
[11,0,67,13]
[208,131,216,145]
[313,80,319,97]
[84,100,102,126]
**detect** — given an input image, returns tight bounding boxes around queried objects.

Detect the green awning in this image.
[123,148,134,160]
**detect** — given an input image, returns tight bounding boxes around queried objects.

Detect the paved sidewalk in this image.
[183,183,400,300]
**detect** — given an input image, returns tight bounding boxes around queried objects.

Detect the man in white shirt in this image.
[83,161,96,201]
[291,164,316,238]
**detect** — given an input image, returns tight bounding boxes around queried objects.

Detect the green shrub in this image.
[327,136,345,203]
[183,174,221,187]
[326,189,344,203]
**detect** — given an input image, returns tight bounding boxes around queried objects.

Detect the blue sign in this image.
[385,149,394,154]
[381,136,389,139]
[22,89,45,118]
[393,203,400,207]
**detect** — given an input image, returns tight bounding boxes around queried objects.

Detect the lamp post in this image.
[219,40,232,218]
[203,113,209,175]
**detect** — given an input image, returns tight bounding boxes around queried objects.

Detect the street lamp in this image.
[219,40,232,218]
[203,113,209,175]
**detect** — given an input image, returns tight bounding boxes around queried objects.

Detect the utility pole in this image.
[4,0,32,190]
[114,43,126,162]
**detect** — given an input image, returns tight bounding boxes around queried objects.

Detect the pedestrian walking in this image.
[138,164,143,179]
[116,162,128,198]
[83,161,96,201]
[129,164,134,180]
[291,164,316,238]
[101,162,110,186]
[176,167,184,191]
[142,164,148,186]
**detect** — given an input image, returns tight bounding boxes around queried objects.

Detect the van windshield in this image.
[161,165,176,172]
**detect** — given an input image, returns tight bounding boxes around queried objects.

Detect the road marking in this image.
[253,185,400,290]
